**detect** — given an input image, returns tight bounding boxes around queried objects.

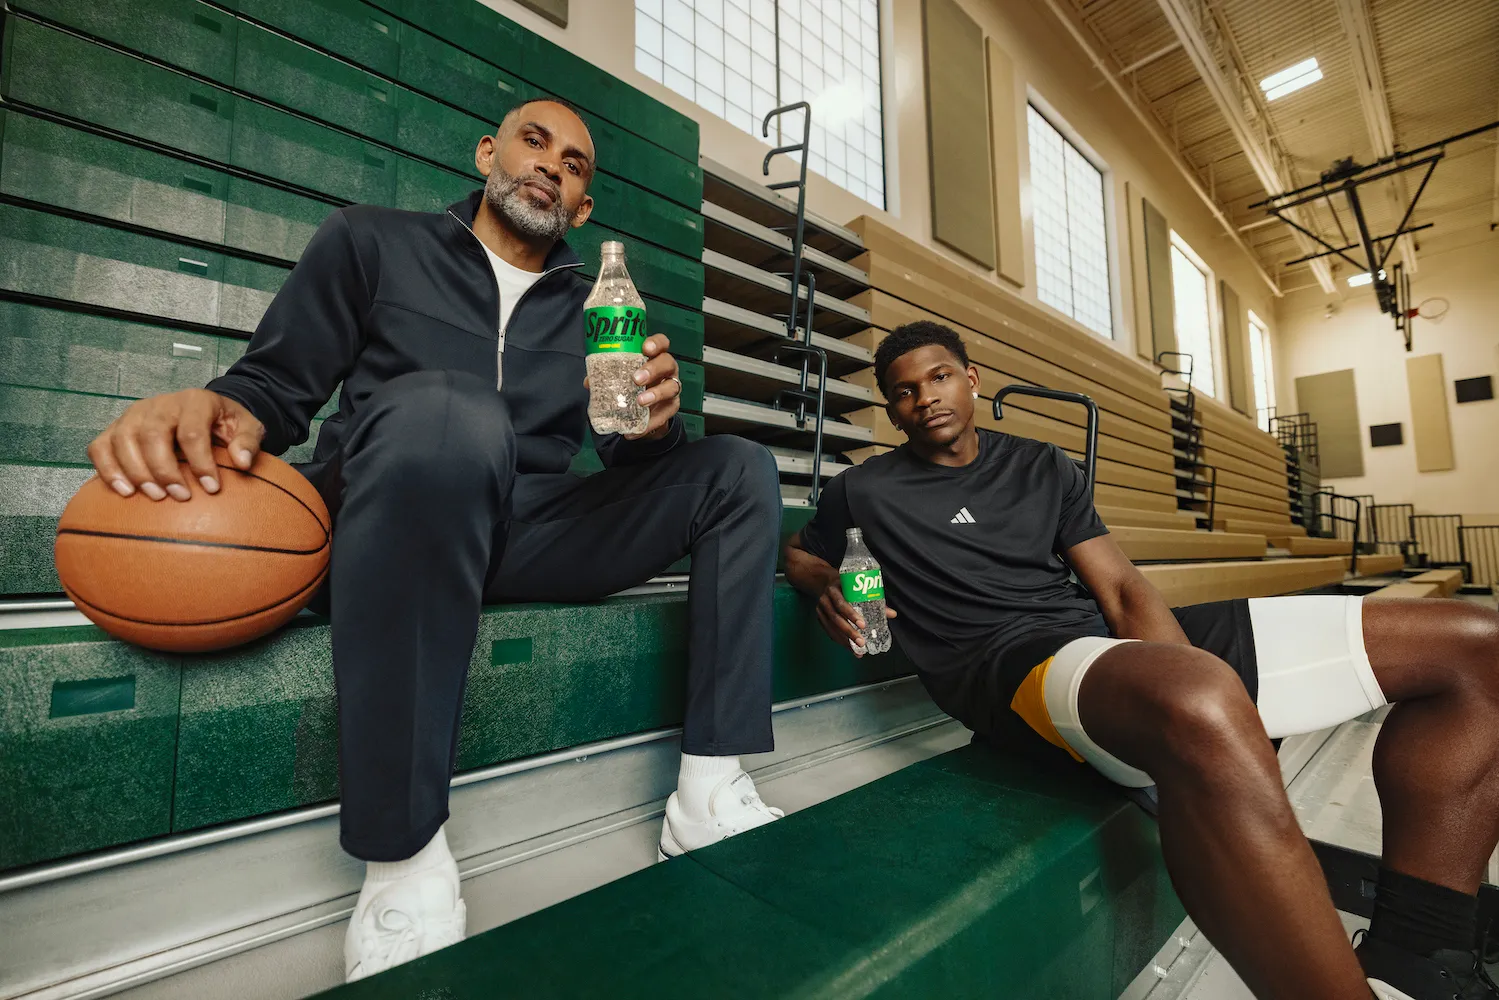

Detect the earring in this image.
[972,392,978,399]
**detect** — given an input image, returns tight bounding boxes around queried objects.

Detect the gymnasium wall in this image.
[1275,239,1499,522]
[480,0,1279,375]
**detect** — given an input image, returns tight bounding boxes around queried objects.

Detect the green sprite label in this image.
[840,569,884,603]
[585,304,647,354]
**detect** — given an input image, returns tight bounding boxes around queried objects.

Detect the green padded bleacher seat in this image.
[7,0,705,240]
[0,585,913,870]
[313,744,1183,1000]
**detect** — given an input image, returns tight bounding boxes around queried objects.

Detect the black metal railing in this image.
[1411,513,1469,578]
[1369,503,1416,558]
[1460,526,1499,590]
[1312,489,1364,572]
[759,101,828,503]
[994,385,1099,495]
[1156,351,1214,526]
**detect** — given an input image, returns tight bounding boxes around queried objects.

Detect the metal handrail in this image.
[760,100,828,504]
[994,385,1099,496]
[773,274,827,504]
[1313,489,1363,572]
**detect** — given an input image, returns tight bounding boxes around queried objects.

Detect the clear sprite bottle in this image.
[583,240,650,436]
[839,527,891,655]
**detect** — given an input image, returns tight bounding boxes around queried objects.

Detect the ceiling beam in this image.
[1154,0,1338,292]
[1039,0,1281,298]
[1333,0,1418,272]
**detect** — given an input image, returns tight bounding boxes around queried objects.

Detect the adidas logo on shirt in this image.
[950,507,977,524]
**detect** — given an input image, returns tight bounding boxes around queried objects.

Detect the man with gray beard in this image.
[84,98,785,981]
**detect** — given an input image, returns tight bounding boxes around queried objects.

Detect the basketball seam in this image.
[56,527,328,556]
[217,460,331,544]
[67,565,329,629]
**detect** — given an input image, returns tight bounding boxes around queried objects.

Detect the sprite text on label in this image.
[585,305,647,355]
[840,569,884,603]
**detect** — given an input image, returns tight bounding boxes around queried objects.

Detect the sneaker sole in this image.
[1368,979,1416,1000]
[657,819,684,862]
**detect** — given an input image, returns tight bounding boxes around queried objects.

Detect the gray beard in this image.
[482,168,573,243]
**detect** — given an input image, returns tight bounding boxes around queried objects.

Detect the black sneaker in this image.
[1356,930,1499,999]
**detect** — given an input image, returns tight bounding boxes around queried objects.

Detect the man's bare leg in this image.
[1078,642,1373,1000]
[1364,599,1499,895]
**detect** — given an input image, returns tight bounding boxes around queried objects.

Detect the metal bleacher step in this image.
[766,445,850,481]
[702,393,874,446]
[701,297,870,375]
[702,250,869,338]
[701,201,870,300]
[700,346,872,413]
[699,155,866,262]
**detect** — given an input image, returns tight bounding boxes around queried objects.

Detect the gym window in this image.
[1027,104,1112,339]
[1248,309,1276,430]
[1168,232,1218,398]
[635,0,887,208]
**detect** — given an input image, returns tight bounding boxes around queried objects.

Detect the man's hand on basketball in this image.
[87,389,265,502]
[816,583,896,658]
[628,333,680,440]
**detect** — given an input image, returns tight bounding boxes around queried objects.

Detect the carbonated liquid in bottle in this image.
[839,527,892,655]
[583,241,650,436]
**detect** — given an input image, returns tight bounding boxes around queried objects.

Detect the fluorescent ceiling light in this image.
[1347,269,1386,287]
[1260,57,1322,100]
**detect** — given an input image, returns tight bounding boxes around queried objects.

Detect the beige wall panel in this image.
[1295,369,1365,479]
[986,38,1024,288]
[1406,353,1455,472]
[923,0,995,268]
[1220,281,1252,416]
[1142,198,1175,362]
[1126,183,1152,362]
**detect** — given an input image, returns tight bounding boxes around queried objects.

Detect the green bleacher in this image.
[0,1,1186,995]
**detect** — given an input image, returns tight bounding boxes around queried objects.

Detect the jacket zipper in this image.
[448,210,584,391]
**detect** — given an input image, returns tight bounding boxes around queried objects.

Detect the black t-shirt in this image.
[799,430,1111,678]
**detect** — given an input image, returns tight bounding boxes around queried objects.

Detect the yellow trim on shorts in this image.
[1009,656,1086,763]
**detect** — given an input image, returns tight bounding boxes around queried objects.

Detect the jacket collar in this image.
[447,189,583,271]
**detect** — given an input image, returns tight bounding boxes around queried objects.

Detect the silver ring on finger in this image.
[665,375,682,393]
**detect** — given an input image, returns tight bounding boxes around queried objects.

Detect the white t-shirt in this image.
[481,242,546,390]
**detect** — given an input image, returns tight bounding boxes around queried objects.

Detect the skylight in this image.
[1259,57,1323,101]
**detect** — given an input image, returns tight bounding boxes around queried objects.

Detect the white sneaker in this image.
[658,770,785,861]
[344,870,467,982]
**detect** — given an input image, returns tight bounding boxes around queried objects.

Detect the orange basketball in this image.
[54,447,331,653]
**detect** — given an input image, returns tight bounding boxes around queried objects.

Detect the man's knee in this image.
[693,435,780,511]
[1139,650,1262,766]
[1441,601,1499,699]
[350,370,515,499]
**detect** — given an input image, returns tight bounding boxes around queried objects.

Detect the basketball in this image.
[54,448,331,653]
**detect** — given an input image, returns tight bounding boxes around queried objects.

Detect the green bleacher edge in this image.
[0,580,904,871]
[312,743,1184,1000]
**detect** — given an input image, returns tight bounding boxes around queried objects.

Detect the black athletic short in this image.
[922,599,1261,757]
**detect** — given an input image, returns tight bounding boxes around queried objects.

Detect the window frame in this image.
[1166,230,1221,399]
[633,0,888,209]
[1024,95,1118,341]
[1247,309,1276,430]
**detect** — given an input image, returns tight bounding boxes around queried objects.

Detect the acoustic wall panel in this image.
[1126,182,1152,362]
[1220,280,1251,415]
[923,0,996,268]
[1295,369,1365,479]
[1142,197,1175,362]
[985,38,1024,287]
[1406,353,1455,472]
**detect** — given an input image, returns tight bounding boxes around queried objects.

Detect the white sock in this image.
[363,825,455,885]
[676,753,743,819]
